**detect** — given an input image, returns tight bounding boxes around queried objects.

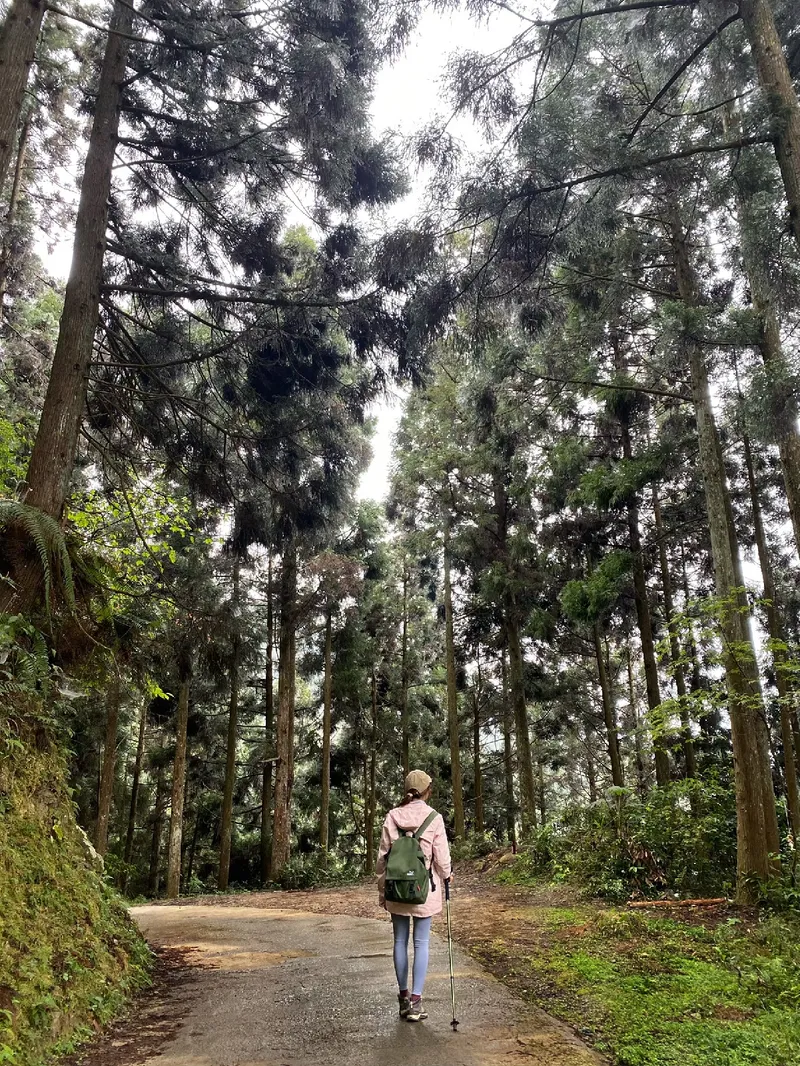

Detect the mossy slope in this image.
[0,735,152,1064]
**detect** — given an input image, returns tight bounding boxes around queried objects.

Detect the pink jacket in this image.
[376,799,452,917]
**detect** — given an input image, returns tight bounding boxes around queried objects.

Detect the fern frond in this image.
[0,501,76,612]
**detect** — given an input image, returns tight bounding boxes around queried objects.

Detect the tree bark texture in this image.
[319,608,333,851]
[501,649,516,844]
[443,528,465,840]
[121,699,147,891]
[0,0,44,194]
[739,0,800,258]
[473,675,484,836]
[147,762,165,897]
[616,406,669,785]
[270,545,297,879]
[626,647,648,795]
[95,670,121,856]
[218,554,241,891]
[725,131,800,560]
[23,1,134,518]
[740,422,800,842]
[652,489,696,778]
[594,623,624,787]
[261,555,274,884]
[365,670,378,873]
[401,565,410,778]
[0,110,29,310]
[506,611,538,835]
[584,720,598,804]
[670,215,779,898]
[166,663,190,899]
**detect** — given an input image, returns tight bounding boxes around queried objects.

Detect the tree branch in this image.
[625,11,741,145]
[534,0,699,30]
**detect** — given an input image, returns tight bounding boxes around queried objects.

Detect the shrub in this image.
[275,852,362,891]
[450,833,498,862]
[498,779,738,900]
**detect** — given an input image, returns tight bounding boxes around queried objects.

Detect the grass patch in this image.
[0,734,153,1064]
[500,904,800,1066]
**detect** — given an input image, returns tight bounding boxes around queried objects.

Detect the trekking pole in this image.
[445,878,459,1031]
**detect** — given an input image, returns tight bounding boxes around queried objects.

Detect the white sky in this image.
[357,6,522,501]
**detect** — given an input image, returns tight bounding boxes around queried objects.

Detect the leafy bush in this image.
[450,833,497,862]
[499,779,738,900]
[275,852,362,891]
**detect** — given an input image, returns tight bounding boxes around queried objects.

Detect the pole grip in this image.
[445,877,451,902]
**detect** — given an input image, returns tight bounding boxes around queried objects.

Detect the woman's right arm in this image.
[376,816,393,906]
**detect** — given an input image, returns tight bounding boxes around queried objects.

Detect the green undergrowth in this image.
[476,895,800,1066]
[0,730,153,1064]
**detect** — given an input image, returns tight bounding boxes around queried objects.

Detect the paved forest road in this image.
[125,903,603,1066]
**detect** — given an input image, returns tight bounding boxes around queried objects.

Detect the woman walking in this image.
[376,769,452,1022]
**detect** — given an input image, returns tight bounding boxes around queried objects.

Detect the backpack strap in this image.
[413,811,438,840]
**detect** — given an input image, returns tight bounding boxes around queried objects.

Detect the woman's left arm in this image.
[431,815,452,882]
[376,816,393,906]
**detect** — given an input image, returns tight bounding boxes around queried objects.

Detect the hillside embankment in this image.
[0,733,152,1065]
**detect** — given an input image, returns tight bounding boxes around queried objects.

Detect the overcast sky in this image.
[357,4,523,501]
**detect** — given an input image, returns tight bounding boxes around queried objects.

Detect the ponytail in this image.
[401,788,421,806]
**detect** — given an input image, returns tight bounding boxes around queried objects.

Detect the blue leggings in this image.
[391,914,432,997]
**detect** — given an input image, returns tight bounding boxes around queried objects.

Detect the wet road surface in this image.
[128,903,603,1066]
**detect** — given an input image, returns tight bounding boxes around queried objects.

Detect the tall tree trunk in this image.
[670,214,779,899]
[270,545,297,879]
[626,647,648,795]
[473,664,484,836]
[24,2,132,516]
[723,104,800,560]
[492,464,534,833]
[537,759,546,824]
[652,488,696,778]
[443,526,465,840]
[1,1,135,613]
[613,383,669,784]
[121,700,147,892]
[319,607,333,851]
[506,611,537,834]
[739,0,800,258]
[401,563,410,778]
[261,554,274,885]
[0,111,29,311]
[95,669,121,856]
[365,669,378,874]
[594,623,624,787]
[0,0,45,194]
[584,719,598,803]
[218,553,241,891]
[501,649,516,844]
[740,419,800,842]
[185,802,200,889]
[166,657,191,899]
[147,761,165,897]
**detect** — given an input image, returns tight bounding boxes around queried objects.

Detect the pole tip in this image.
[451,1019,459,1031]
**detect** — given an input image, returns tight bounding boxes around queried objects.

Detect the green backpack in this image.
[384,811,438,905]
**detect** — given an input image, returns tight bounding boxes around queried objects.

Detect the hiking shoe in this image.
[398,994,411,1017]
[406,998,428,1022]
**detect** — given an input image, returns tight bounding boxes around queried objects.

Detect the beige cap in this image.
[405,769,432,794]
